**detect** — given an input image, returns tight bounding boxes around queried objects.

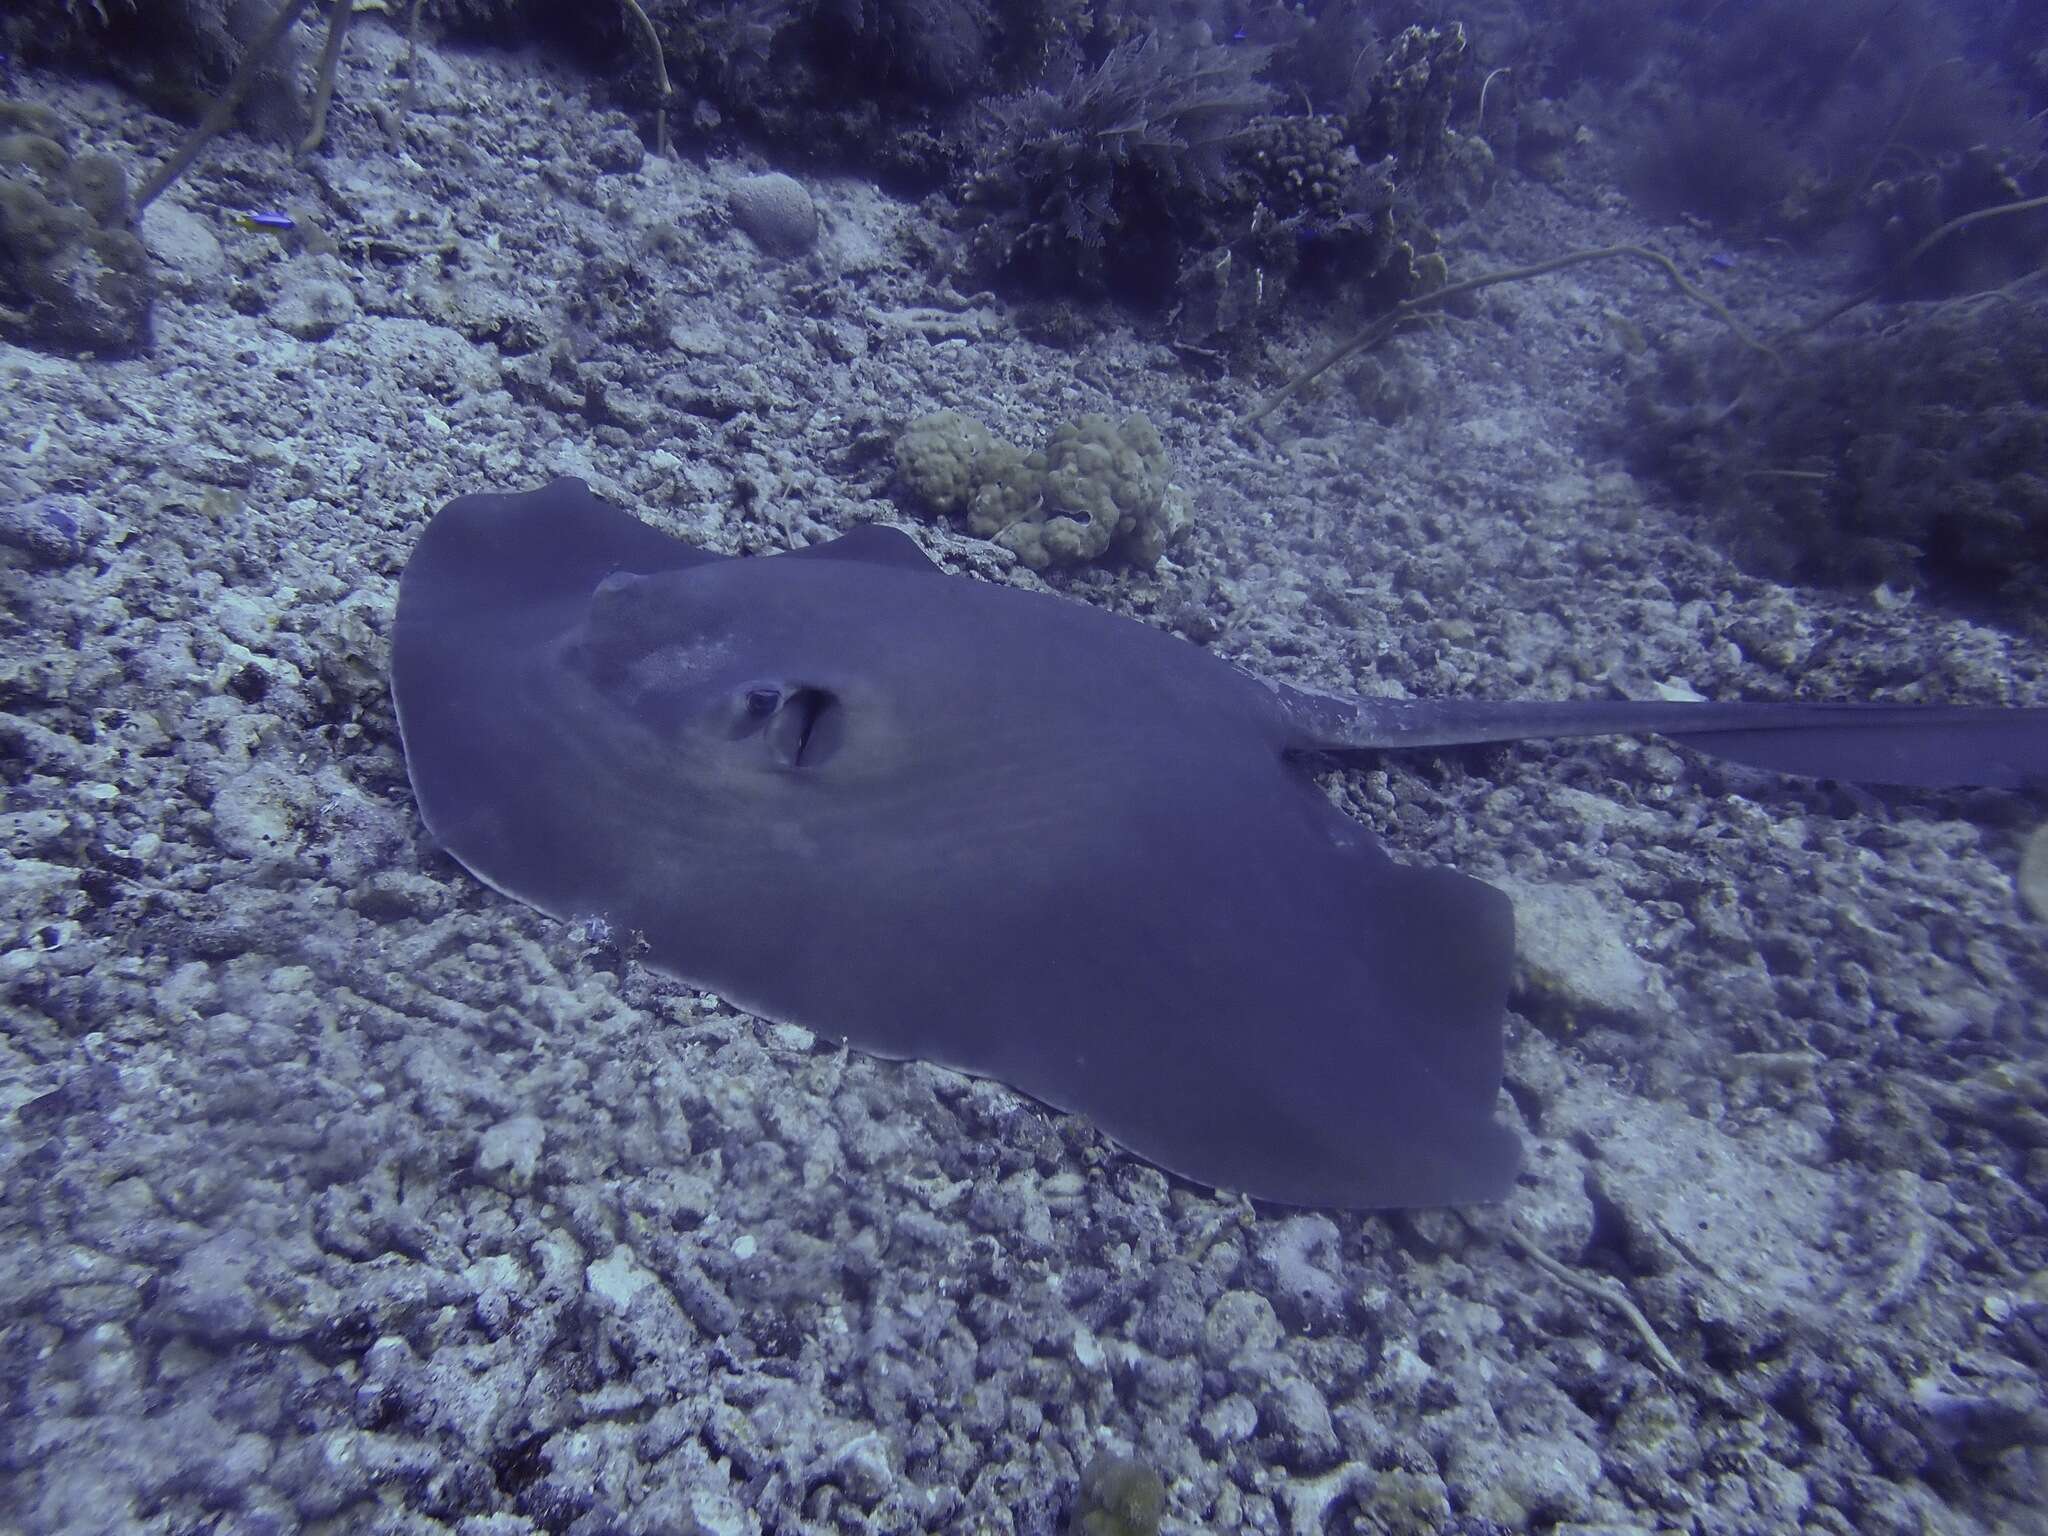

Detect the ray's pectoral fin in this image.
[404,478,724,632]
[1183,843,1523,1211]
[784,522,946,575]
[1344,860,1522,1208]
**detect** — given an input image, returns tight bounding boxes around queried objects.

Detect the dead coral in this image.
[0,103,154,354]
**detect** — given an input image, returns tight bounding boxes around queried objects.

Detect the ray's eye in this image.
[733,681,842,767]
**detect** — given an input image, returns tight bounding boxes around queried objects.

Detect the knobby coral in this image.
[896,409,1189,570]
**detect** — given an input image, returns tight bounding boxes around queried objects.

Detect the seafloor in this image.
[2,22,2045,1536]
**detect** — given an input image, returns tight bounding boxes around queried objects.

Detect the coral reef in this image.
[1616,0,2045,244]
[960,21,1471,351]
[1170,111,1413,347]
[1864,147,2048,299]
[616,0,1055,181]
[1626,300,2048,622]
[0,103,153,355]
[3,0,312,138]
[962,32,1277,301]
[895,409,1188,570]
[1355,22,1468,177]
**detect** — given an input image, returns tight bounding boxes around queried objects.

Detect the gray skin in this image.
[391,479,2047,1210]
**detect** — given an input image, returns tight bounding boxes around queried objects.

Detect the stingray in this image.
[390,478,2048,1209]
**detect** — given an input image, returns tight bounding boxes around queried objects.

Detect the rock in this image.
[1135,1261,1206,1356]
[1197,1393,1258,1453]
[825,1430,894,1508]
[1259,1372,1339,1469]
[2019,822,2048,921]
[1202,1290,1283,1365]
[683,1486,759,1536]
[270,258,358,339]
[729,173,818,256]
[151,1231,271,1344]
[587,1245,659,1311]
[476,1113,545,1190]
[0,494,87,565]
[1446,1429,1600,1527]
[1250,1215,1348,1333]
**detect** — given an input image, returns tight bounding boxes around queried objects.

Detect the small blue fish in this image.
[1706,251,1737,271]
[235,210,296,233]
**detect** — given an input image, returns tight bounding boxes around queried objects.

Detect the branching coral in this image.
[1623,0,2043,241]
[965,32,1276,296]
[1630,291,2048,617]
[1246,242,1774,426]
